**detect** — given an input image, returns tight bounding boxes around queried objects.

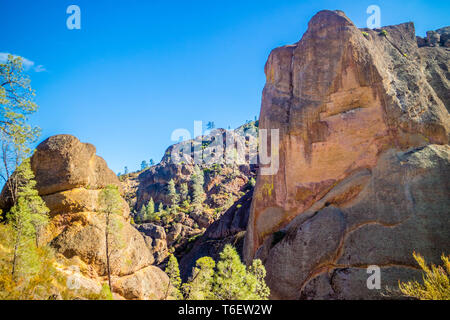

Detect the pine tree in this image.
[7,158,49,279]
[139,204,147,222]
[1,54,41,211]
[140,160,148,171]
[164,254,182,299]
[191,166,205,208]
[149,159,155,166]
[98,184,124,292]
[147,198,155,216]
[167,179,179,208]
[248,259,270,299]
[179,183,189,202]
[182,256,215,300]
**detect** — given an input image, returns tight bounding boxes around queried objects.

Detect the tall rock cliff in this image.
[244,10,450,299]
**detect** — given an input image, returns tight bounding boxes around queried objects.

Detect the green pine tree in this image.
[7,158,50,280]
[98,184,124,292]
[167,179,179,208]
[179,183,189,203]
[191,166,205,208]
[139,204,147,222]
[213,245,269,300]
[140,160,148,171]
[182,256,216,300]
[248,259,270,299]
[164,254,182,299]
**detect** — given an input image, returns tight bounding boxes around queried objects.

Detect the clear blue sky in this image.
[1,0,448,173]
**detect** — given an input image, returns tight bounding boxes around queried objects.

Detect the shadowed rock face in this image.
[244,10,449,299]
[179,190,253,280]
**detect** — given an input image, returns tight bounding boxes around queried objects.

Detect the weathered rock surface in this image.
[136,223,169,264]
[264,145,449,299]
[2,135,170,300]
[244,10,450,299]
[31,135,121,196]
[121,122,257,263]
[127,124,257,213]
[179,190,252,280]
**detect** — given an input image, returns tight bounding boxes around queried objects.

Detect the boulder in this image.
[0,134,170,300]
[30,135,121,195]
[426,30,440,46]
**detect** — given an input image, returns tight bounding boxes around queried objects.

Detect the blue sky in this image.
[1,0,449,173]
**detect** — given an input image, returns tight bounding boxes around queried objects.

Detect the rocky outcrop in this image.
[127,123,258,214]
[244,10,450,299]
[31,135,121,196]
[417,26,450,47]
[2,135,170,300]
[264,145,449,299]
[179,190,252,280]
[121,122,257,263]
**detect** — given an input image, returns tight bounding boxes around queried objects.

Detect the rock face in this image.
[244,10,450,299]
[3,135,170,300]
[128,124,258,213]
[136,223,169,264]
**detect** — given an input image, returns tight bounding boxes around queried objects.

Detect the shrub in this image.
[362,31,369,38]
[380,29,388,37]
[398,252,450,300]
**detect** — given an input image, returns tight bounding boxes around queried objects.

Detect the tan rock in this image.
[112,265,170,300]
[51,213,154,277]
[264,144,450,299]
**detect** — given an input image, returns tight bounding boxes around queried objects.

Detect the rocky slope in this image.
[243,10,450,299]
[1,135,170,300]
[121,122,258,263]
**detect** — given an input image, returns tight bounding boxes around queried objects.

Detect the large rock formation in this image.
[244,10,450,299]
[121,122,258,262]
[2,135,170,300]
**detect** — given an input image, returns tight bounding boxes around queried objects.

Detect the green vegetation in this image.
[380,29,388,37]
[98,184,125,291]
[399,252,450,300]
[191,165,206,209]
[169,245,270,300]
[362,31,369,38]
[247,177,256,189]
[167,179,180,210]
[164,254,182,299]
[179,183,189,203]
[0,55,63,299]
[140,160,149,171]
